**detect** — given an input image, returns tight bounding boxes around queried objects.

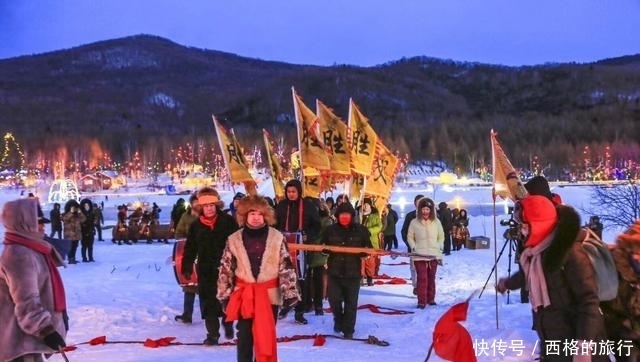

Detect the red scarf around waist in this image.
[4,232,67,312]
[226,277,279,362]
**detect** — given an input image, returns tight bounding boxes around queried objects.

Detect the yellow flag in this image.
[349,173,366,201]
[212,116,256,189]
[348,99,378,175]
[316,100,350,177]
[365,140,399,198]
[262,129,285,199]
[303,166,322,198]
[491,130,527,201]
[292,88,330,172]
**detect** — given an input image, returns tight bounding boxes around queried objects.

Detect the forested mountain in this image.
[1,34,639,177]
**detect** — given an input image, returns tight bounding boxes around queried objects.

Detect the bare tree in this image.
[587,181,640,229]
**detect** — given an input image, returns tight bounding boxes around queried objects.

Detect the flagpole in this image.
[292,87,304,183]
[491,129,499,330]
[212,115,236,194]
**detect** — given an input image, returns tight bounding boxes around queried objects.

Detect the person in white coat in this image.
[407,197,444,308]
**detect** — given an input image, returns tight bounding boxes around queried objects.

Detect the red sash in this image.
[226,277,279,362]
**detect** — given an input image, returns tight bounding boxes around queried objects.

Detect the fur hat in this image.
[616,220,640,252]
[235,194,275,226]
[417,197,435,210]
[517,195,557,247]
[196,187,225,209]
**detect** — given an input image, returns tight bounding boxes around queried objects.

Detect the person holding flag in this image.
[275,179,321,325]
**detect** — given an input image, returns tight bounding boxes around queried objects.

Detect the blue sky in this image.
[1,0,639,66]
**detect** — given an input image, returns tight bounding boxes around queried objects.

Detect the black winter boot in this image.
[294,312,308,325]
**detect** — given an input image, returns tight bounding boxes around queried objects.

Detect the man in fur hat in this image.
[217,194,300,362]
[1,198,67,362]
[496,195,609,361]
[182,187,238,345]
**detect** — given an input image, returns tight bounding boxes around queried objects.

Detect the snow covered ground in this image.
[0,181,623,361]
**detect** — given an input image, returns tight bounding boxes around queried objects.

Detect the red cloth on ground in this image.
[4,232,67,312]
[226,277,279,362]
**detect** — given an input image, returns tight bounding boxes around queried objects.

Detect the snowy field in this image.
[0,180,623,362]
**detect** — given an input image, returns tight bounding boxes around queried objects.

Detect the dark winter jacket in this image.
[275,179,321,242]
[400,209,417,248]
[170,198,186,227]
[321,204,372,279]
[383,208,398,237]
[437,204,453,233]
[79,198,95,240]
[50,204,62,232]
[182,210,238,319]
[503,205,608,361]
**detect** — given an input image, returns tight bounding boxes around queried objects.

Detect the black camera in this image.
[500,219,517,227]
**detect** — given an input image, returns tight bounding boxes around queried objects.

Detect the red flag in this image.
[432,301,477,362]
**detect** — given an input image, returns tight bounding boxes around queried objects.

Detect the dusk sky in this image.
[1,0,639,66]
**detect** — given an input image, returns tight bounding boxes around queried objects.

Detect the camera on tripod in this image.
[500,206,521,241]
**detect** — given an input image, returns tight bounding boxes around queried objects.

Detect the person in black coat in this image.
[49,203,62,238]
[321,202,371,339]
[400,194,424,294]
[437,202,453,255]
[274,179,321,324]
[181,187,238,346]
[79,198,96,262]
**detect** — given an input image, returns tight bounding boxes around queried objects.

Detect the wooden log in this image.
[286,243,436,260]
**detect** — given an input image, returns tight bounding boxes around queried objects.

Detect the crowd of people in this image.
[3,174,640,362]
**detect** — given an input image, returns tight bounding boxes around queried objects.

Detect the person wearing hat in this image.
[360,197,382,286]
[182,187,238,345]
[407,197,445,308]
[217,194,300,362]
[174,193,200,324]
[225,192,245,218]
[0,198,67,362]
[524,175,563,205]
[496,195,608,362]
[274,179,321,325]
[38,206,71,260]
[437,202,453,255]
[320,201,372,339]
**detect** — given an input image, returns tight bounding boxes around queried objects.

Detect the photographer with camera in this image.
[496,195,608,362]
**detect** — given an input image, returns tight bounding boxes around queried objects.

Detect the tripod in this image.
[479,231,522,303]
